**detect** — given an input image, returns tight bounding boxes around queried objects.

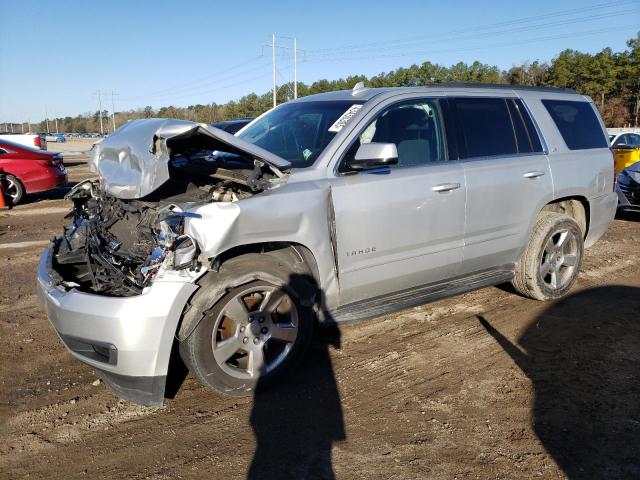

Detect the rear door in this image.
[329,98,466,305]
[451,97,553,274]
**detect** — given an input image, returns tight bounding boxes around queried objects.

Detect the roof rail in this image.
[427,82,576,94]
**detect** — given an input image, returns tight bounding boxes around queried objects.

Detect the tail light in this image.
[34,136,42,148]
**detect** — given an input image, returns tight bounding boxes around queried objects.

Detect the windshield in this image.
[237,100,364,168]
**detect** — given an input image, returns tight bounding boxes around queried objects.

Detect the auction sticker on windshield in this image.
[328,104,363,132]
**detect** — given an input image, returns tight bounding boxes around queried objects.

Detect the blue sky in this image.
[0,0,638,123]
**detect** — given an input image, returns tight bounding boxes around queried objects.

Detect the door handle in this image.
[523,171,545,179]
[432,182,461,193]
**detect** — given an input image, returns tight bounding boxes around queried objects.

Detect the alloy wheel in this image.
[539,229,579,290]
[211,284,299,380]
[3,177,20,203]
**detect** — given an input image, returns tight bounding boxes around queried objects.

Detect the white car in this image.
[0,132,47,150]
[609,131,640,147]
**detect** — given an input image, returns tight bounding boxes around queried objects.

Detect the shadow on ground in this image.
[616,209,640,222]
[480,286,640,479]
[248,274,345,480]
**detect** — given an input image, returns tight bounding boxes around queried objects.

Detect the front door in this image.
[329,99,466,305]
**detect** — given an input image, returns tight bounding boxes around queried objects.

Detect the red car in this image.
[0,139,67,205]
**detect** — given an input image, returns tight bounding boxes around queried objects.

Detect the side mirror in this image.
[347,142,398,170]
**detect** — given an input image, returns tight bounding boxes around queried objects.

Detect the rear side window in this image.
[453,98,516,158]
[541,100,608,150]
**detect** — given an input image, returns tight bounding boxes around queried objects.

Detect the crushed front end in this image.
[37,118,290,405]
[53,180,204,297]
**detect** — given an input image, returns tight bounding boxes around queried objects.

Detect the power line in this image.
[119,56,266,103]
[307,9,639,59]
[305,24,639,64]
[126,65,293,107]
[118,60,272,108]
[307,0,637,55]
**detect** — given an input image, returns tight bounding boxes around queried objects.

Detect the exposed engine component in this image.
[53,145,283,296]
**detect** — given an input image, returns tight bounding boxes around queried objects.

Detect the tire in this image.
[512,212,584,301]
[179,253,316,397]
[2,174,24,205]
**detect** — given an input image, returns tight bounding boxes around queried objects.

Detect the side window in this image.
[614,134,629,146]
[541,99,608,150]
[630,134,640,147]
[452,98,518,158]
[0,148,6,155]
[341,99,447,169]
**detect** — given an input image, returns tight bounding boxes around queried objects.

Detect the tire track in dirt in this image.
[1,210,638,479]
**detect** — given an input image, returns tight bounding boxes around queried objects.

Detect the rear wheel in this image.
[512,212,584,301]
[179,254,315,397]
[2,174,24,205]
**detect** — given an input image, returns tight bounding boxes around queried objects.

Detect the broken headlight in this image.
[172,235,198,269]
[141,211,201,279]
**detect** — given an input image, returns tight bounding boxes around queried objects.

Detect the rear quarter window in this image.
[541,99,608,150]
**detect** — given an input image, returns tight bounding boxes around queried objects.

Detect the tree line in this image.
[30,33,640,132]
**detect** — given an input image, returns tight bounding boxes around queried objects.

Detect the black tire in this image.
[512,212,584,301]
[2,174,24,205]
[179,253,316,397]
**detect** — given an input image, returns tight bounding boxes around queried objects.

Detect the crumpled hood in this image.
[90,118,291,199]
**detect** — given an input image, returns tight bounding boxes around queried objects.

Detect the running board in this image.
[330,266,514,324]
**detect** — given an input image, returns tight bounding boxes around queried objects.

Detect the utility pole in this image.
[110,91,117,132]
[264,35,304,104]
[272,33,277,108]
[45,108,50,133]
[21,122,24,133]
[10,123,13,133]
[55,117,59,134]
[95,92,104,134]
[293,37,297,99]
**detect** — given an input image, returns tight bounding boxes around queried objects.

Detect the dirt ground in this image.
[1,154,639,479]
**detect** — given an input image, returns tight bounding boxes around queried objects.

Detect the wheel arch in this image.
[176,242,322,341]
[214,241,321,287]
[541,196,590,238]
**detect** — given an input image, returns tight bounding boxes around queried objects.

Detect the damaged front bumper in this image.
[37,242,202,406]
[617,166,640,212]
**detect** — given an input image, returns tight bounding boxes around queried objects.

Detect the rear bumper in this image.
[36,244,200,405]
[585,192,618,248]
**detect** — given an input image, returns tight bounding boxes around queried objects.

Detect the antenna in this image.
[352,81,366,95]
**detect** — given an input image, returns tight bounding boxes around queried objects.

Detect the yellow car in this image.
[611,132,640,175]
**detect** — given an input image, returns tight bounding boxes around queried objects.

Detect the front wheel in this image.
[512,212,584,301]
[179,255,315,397]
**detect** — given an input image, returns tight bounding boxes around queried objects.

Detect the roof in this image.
[294,83,578,104]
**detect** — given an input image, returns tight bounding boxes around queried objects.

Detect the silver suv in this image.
[37,84,617,405]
